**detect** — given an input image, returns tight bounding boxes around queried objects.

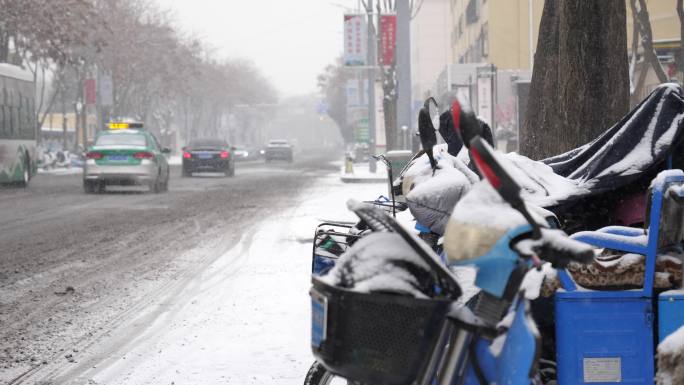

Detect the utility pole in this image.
[367,0,377,172]
[396,0,412,151]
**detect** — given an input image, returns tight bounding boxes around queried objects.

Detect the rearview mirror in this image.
[161,147,171,154]
[451,99,481,149]
[470,137,541,238]
[427,98,440,132]
[418,98,439,171]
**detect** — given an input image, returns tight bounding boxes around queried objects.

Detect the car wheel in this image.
[18,156,30,187]
[84,180,96,194]
[150,175,162,193]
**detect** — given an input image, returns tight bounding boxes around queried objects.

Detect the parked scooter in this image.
[305,85,684,384]
[39,148,72,170]
[307,134,594,385]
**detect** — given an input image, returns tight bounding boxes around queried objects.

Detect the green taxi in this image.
[83,122,170,193]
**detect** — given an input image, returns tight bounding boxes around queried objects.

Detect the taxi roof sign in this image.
[108,122,143,130]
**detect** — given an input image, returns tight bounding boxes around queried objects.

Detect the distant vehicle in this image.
[83,122,170,193]
[264,139,293,163]
[232,146,251,161]
[0,64,37,186]
[182,138,235,177]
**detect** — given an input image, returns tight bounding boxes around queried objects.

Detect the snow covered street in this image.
[57,171,385,384]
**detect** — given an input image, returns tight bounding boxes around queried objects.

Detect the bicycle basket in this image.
[312,223,364,276]
[310,277,451,385]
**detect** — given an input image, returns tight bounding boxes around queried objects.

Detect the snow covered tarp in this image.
[543,83,684,189]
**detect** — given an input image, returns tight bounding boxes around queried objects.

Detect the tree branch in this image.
[633,0,668,83]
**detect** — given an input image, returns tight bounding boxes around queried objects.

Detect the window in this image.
[95,133,147,147]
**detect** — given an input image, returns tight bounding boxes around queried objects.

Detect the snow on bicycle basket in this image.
[321,232,435,298]
[310,212,456,385]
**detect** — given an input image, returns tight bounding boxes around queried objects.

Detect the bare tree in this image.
[0,0,277,148]
[631,0,668,84]
[317,61,354,144]
[629,0,672,105]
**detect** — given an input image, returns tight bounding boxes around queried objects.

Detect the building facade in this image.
[449,0,544,71]
[410,0,454,102]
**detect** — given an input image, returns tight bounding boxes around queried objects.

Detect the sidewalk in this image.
[340,161,388,184]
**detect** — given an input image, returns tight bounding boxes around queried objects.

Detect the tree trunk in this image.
[677,0,684,74]
[382,66,397,150]
[520,0,629,159]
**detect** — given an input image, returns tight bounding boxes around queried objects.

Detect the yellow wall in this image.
[626,0,680,44]
[488,0,544,70]
[451,0,679,70]
[450,0,543,70]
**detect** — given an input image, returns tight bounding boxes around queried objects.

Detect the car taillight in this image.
[86,151,103,160]
[220,151,229,159]
[133,152,155,160]
[183,151,192,159]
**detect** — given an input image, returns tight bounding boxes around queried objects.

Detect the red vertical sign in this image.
[84,79,96,105]
[379,15,396,66]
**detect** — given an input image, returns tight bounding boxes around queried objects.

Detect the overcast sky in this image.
[160,0,363,97]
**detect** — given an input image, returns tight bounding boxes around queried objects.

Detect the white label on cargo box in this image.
[583,357,621,383]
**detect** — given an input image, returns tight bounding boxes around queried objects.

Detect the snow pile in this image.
[657,325,684,385]
[403,146,479,234]
[399,144,474,196]
[322,232,436,298]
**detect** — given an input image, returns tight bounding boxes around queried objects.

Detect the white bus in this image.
[0,63,36,186]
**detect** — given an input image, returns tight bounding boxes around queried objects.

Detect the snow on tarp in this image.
[493,84,684,208]
[657,325,684,385]
[543,83,684,191]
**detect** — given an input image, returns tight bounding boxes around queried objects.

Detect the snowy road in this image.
[2,153,387,384]
[70,175,382,385]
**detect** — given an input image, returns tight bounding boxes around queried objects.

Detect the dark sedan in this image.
[182,138,235,177]
[264,139,293,163]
